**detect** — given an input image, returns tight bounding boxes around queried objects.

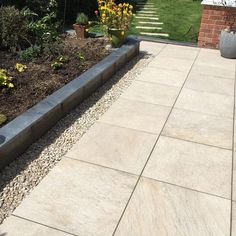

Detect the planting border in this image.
[0,37,140,170]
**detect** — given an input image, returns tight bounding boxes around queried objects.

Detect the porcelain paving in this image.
[99,98,170,134]
[143,136,232,198]
[136,67,188,87]
[0,216,69,236]
[191,63,235,80]
[158,44,199,60]
[162,108,233,149]
[185,72,234,96]
[140,41,165,55]
[66,122,157,174]
[175,88,234,119]
[13,158,138,236]
[232,151,236,201]
[148,56,194,72]
[121,80,179,106]
[115,177,231,236]
[232,202,236,236]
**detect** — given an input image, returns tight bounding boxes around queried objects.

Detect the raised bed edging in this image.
[0,37,140,170]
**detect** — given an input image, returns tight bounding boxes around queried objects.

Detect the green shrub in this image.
[51,61,63,70]
[0,6,29,52]
[20,45,41,61]
[76,13,89,25]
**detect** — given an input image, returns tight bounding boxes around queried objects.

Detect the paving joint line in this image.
[142,176,231,201]
[12,215,78,236]
[112,45,200,235]
[64,156,139,178]
[161,134,232,151]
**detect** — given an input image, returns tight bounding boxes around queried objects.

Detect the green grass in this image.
[130,0,203,43]
[89,0,203,43]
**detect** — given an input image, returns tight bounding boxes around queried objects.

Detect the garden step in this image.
[136,26,163,30]
[140,32,169,37]
[137,14,159,17]
[135,16,159,20]
[136,10,157,14]
[138,21,164,25]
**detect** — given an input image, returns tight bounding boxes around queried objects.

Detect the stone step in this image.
[138,21,164,25]
[136,26,163,30]
[136,11,157,14]
[135,16,159,20]
[140,32,169,37]
[137,14,158,17]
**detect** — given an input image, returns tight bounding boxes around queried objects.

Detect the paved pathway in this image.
[134,0,169,38]
[1,41,236,235]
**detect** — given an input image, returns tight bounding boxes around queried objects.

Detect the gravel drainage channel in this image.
[0,37,139,170]
[0,40,156,224]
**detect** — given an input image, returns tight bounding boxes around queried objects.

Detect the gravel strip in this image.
[0,50,155,224]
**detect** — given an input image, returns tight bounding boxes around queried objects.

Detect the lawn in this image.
[85,0,203,42]
[130,0,203,43]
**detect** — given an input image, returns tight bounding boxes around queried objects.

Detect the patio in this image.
[0,41,236,235]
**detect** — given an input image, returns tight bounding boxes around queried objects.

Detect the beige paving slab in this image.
[143,136,232,198]
[115,177,231,236]
[185,72,235,96]
[13,158,138,236]
[162,108,233,149]
[232,202,236,236]
[149,56,194,72]
[158,44,199,60]
[175,88,234,119]
[191,63,235,80]
[121,80,179,106]
[66,122,157,174]
[232,151,236,201]
[197,48,236,69]
[136,67,188,87]
[0,216,69,236]
[99,98,170,134]
[140,41,166,55]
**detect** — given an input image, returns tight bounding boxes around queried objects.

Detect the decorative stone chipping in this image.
[198,5,236,49]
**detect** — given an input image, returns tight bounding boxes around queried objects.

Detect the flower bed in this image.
[0,35,109,127]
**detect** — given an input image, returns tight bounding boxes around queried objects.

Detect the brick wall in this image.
[198,5,236,49]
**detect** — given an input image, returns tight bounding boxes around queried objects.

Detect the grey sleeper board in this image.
[0,37,140,170]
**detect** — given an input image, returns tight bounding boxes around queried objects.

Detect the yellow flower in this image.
[121,31,125,36]
[15,63,27,73]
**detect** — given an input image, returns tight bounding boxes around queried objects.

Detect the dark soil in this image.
[0,36,109,127]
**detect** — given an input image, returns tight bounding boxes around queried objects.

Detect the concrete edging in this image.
[0,37,140,170]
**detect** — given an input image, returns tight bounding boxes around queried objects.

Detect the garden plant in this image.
[0,1,109,126]
[96,0,134,47]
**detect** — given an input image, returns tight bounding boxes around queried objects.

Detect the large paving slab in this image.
[12,158,138,236]
[148,56,194,72]
[114,177,231,236]
[185,72,235,96]
[175,88,234,119]
[136,67,189,87]
[143,136,232,198]
[99,98,170,134]
[66,122,157,174]
[162,108,233,150]
[0,216,70,236]
[121,80,180,106]
[232,202,236,236]
[158,44,199,60]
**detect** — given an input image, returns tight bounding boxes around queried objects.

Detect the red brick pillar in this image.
[198,5,236,49]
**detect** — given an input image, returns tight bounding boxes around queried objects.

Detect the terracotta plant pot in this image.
[108,28,128,48]
[73,24,88,39]
[219,30,236,59]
